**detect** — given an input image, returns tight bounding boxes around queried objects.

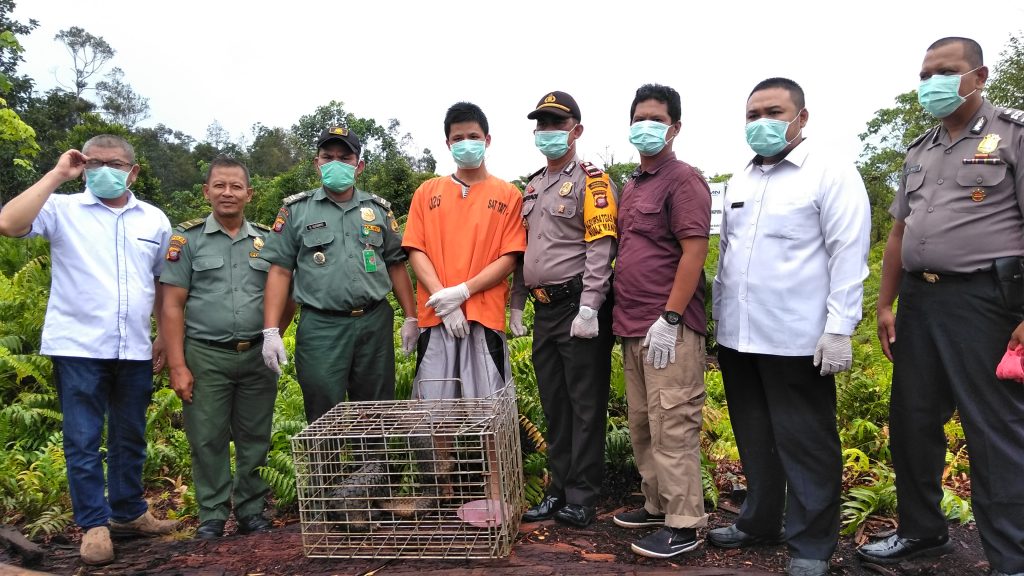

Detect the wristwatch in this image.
[662,311,681,325]
[578,306,596,320]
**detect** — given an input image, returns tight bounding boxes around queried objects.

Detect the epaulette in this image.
[580,161,604,177]
[998,108,1024,126]
[527,166,544,182]
[282,191,310,206]
[252,222,272,232]
[369,193,391,210]
[907,126,939,150]
[176,218,205,231]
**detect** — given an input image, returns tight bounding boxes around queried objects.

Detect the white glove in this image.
[441,307,470,339]
[400,317,419,354]
[813,333,853,376]
[570,305,599,339]
[510,309,527,337]
[426,283,470,317]
[261,327,288,374]
[643,317,678,369]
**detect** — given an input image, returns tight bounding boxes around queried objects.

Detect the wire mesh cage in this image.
[291,382,524,559]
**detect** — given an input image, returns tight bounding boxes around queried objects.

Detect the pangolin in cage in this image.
[326,433,456,530]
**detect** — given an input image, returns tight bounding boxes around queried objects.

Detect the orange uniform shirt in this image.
[403,175,527,331]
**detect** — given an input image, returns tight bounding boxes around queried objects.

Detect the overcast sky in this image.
[12,1,1024,182]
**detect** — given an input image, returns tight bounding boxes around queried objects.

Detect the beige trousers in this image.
[622,324,708,529]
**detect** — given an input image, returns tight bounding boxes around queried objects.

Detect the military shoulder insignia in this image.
[999,108,1024,126]
[176,218,205,231]
[369,193,392,210]
[252,222,271,232]
[282,191,310,206]
[907,126,939,150]
[387,210,400,232]
[580,161,604,178]
[166,233,187,262]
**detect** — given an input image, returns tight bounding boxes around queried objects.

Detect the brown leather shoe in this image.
[109,510,179,536]
[80,526,114,565]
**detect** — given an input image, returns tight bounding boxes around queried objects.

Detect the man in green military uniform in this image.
[161,156,293,539]
[260,127,417,423]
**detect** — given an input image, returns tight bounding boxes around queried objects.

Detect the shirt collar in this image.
[637,151,677,176]
[541,155,580,178]
[202,213,257,241]
[82,188,140,209]
[313,186,368,211]
[745,138,810,171]
[928,99,997,149]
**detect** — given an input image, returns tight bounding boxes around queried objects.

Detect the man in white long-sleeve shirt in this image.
[709,78,871,576]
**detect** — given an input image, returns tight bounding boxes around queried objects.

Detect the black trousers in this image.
[532,293,614,507]
[717,346,841,560]
[891,271,1024,573]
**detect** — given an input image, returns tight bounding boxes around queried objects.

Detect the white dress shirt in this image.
[28,189,171,360]
[713,140,870,356]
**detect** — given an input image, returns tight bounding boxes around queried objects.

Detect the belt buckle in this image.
[532,288,551,304]
[236,341,252,352]
[922,272,939,283]
[351,309,365,317]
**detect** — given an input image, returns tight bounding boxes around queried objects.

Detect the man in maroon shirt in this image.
[610,83,712,559]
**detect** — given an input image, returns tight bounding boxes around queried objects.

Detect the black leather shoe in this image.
[522,496,564,522]
[194,519,225,540]
[707,523,785,548]
[235,514,272,535]
[857,533,952,564]
[554,504,596,528]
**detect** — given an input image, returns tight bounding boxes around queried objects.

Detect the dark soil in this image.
[1,496,989,576]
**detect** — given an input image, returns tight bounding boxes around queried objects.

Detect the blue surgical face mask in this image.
[745,109,803,157]
[85,167,130,199]
[320,160,357,192]
[629,120,672,156]
[534,128,573,160]
[918,67,980,118]
[450,139,487,169]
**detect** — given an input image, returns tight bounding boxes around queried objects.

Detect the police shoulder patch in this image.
[369,193,391,210]
[176,218,205,231]
[252,222,272,232]
[907,126,939,150]
[998,108,1024,126]
[579,161,604,177]
[282,191,310,206]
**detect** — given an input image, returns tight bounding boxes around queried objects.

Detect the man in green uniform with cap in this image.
[260,127,417,423]
[160,156,294,539]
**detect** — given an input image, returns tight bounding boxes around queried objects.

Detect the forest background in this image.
[2,0,1024,542]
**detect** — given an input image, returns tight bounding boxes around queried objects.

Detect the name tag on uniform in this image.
[306,221,327,230]
[731,202,744,209]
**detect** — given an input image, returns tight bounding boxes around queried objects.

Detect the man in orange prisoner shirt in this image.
[402,102,527,399]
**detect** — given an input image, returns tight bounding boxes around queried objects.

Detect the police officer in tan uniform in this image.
[512,91,617,528]
[858,37,1024,576]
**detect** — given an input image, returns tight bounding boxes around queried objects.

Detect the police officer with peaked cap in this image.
[512,91,618,528]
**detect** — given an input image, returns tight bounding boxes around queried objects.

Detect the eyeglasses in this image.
[85,159,133,171]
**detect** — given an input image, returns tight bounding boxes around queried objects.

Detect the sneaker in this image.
[80,526,114,565]
[109,510,179,536]
[630,526,701,558]
[613,507,665,528]
[787,557,829,576]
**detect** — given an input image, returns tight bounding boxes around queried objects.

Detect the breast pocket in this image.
[903,168,926,196]
[762,199,820,241]
[631,203,663,232]
[246,257,270,291]
[302,230,337,268]
[952,164,1008,213]
[192,256,227,293]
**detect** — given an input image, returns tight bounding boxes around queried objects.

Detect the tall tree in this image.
[0,5,39,201]
[246,123,298,178]
[95,67,149,127]
[987,32,1024,109]
[0,0,37,111]
[54,26,114,100]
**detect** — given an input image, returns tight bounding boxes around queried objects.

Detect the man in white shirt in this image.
[0,135,177,566]
[709,78,871,576]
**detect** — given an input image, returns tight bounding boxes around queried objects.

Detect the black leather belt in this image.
[531,275,583,305]
[200,334,264,352]
[303,299,383,317]
[908,269,985,283]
